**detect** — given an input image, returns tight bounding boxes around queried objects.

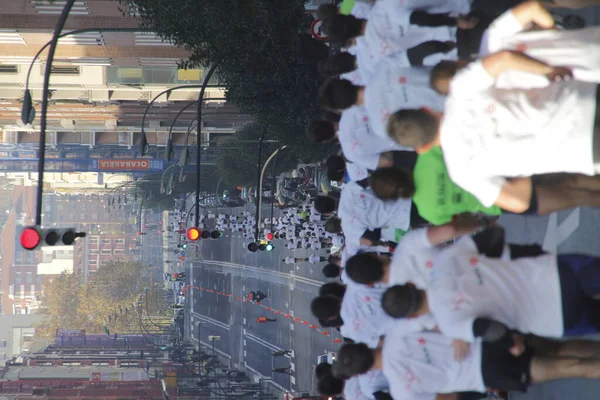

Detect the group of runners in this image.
[304,1,600,400]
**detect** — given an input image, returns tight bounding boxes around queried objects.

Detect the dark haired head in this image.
[319,316,344,328]
[319,78,359,111]
[318,52,357,77]
[382,284,423,319]
[335,343,374,378]
[307,120,337,144]
[430,60,460,95]
[322,14,365,43]
[320,110,342,124]
[328,255,342,265]
[317,3,338,22]
[345,252,384,285]
[317,374,345,396]
[315,362,333,380]
[319,282,346,298]
[322,263,342,278]
[327,155,346,182]
[370,167,416,200]
[325,217,342,234]
[314,196,337,214]
[311,295,342,320]
[387,109,439,149]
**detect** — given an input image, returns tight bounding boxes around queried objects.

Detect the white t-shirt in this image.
[365,54,445,139]
[442,60,597,206]
[344,376,372,400]
[428,236,564,342]
[337,182,412,247]
[350,2,373,20]
[339,284,396,348]
[388,228,438,289]
[364,0,457,60]
[341,69,367,87]
[358,369,389,397]
[481,11,600,87]
[383,328,486,397]
[339,105,411,171]
[284,257,295,264]
[345,161,370,182]
[309,254,322,264]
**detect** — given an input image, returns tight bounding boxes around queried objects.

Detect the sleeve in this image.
[398,228,434,251]
[449,60,496,94]
[484,9,526,54]
[409,11,456,27]
[472,317,515,350]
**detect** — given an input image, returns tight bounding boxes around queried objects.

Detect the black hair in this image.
[335,343,374,378]
[327,155,346,182]
[307,120,337,144]
[318,52,357,77]
[322,263,342,278]
[320,110,342,124]
[314,196,337,214]
[381,285,422,319]
[324,217,342,234]
[311,295,342,320]
[387,109,439,149]
[315,362,333,380]
[319,282,347,298]
[317,374,345,396]
[369,167,416,200]
[345,252,384,285]
[328,255,342,265]
[430,60,460,93]
[322,14,365,43]
[319,78,359,111]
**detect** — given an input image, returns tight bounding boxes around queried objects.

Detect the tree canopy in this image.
[118,0,330,166]
[35,261,171,338]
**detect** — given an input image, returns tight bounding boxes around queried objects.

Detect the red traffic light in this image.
[266,233,274,241]
[20,226,41,250]
[179,256,185,260]
[187,227,201,241]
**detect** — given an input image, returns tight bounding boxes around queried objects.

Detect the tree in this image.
[118,0,330,163]
[35,261,171,339]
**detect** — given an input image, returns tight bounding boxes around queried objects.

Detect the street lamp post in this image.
[255,145,287,243]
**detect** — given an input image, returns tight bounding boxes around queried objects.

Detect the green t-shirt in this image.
[339,0,355,15]
[413,146,503,225]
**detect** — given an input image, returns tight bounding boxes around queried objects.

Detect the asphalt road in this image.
[184,223,342,394]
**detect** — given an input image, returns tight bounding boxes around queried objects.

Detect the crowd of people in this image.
[304,1,600,400]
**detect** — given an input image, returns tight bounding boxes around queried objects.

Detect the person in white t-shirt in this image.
[336,182,412,248]
[381,234,600,342]
[282,256,306,265]
[307,106,411,171]
[335,329,600,400]
[343,216,488,288]
[309,254,328,264]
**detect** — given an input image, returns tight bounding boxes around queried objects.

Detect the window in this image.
[113,249,124,255]
[49,65,81,75]
[114,239,124,245]
[89,238,98,245]
[62,362,81,366]
[15,272,22,284]
[101,249,111,255]
[92,362,109,366]
[101,239,111,244]
[25,273,33,284]
[0,341,7,347]
[91,213,98,220]
[89,258,97,265]
[0,65,18,74]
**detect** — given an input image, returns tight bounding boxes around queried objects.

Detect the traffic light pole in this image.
[35,0,75,226]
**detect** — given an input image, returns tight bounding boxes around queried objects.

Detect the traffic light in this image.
[20,226,86,251]
[201,230,210,239]
[265,243,274,251]
[210,230,222,239]
[266,232,274,241]
[247,242,258,252]
[179,256,185,261]
[186,227,201,241]
[182,244,188,249]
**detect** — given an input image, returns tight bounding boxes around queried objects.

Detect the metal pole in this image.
[253,127,267,242]
[270,153,278,233]
[195,63,221,227]
[35,0,75,226]
[257,146,287,240]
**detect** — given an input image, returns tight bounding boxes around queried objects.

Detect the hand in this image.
[509,334,526,357]
[457,15,479,30]
[546,66,573,83]
[452,339,471,361]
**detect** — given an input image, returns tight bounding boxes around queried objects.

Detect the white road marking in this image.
[290,323,294,331]
[290,376,296,385]
[542,209,580,252]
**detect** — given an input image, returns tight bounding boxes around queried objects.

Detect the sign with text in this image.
[56,329,86,337]
[98,159,151,171]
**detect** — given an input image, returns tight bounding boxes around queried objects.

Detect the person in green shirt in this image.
[370,147,600,225]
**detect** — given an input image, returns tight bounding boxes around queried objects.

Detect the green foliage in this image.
[35,262,171,338]
[117,0,331,167]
